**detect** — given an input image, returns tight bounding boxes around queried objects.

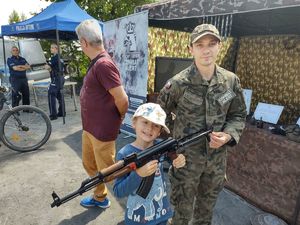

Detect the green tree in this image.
[8,10,21,24]
[46,0,156,21]
[77,0,156,21]
[8,11,27,24]
[43,0,157,83]
[20,13,27,21]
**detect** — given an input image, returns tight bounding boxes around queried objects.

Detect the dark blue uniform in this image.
[7,56,30,107]
[48,54,65,119]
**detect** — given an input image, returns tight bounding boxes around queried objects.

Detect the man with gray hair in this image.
[76,19,129,208]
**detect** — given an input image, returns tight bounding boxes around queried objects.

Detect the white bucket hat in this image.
[132,103,170,134]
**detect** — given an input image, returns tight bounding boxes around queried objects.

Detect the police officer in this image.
[45,43,65,120]
[7,46,31,107]
[157,24,247,225]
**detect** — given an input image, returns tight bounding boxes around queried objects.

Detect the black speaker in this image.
[154,57,193,93]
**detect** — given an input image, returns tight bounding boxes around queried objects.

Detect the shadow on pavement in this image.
[62,130,82,157]
[58,208,106,225]
[62,130,135,159]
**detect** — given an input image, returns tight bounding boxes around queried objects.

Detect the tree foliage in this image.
[42,0,157,82]
[20,13,27,22]
[77,0,155,21]
[46,0,155,21]
[8,10,21,24]
[8,11,27,24]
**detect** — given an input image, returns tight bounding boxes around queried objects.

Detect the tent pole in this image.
[1,36,8,86]
[56,29,66,124]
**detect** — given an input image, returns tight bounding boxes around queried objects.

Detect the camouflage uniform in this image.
[157,63,247,225]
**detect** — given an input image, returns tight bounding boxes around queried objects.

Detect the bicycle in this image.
[0,86,52,152]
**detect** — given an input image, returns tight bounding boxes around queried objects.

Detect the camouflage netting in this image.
[147,27,190,93]
[147,27,237,93]
[148,28,299,124]
[138,0,300,20]
[236,35,300,124]
[226,125,300,225]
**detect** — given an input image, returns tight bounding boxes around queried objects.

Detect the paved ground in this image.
[0,89,274,225]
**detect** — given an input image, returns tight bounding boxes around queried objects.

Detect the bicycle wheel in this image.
[0,105,52,152]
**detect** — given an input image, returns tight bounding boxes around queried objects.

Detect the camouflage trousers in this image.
[169,147,227,225]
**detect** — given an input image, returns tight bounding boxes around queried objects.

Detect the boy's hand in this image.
[172,154,186,169]
[136,160,158,177]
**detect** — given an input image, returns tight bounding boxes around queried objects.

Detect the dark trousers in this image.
[10,77,30,107]
[48,84,65,117]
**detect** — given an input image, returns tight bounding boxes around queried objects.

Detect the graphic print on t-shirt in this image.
[126,167,167,223]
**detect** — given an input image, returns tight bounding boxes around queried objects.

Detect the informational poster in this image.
[254,102,284,124]
[243,89,252,115]
[103,11,148,135]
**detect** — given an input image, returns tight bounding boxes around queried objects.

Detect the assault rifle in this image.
[51,128,212,208]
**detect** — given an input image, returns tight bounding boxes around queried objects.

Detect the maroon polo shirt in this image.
[80,51,122,141]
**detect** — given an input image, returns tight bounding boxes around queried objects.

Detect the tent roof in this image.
[136,0,300,36]
[1,0,102,40]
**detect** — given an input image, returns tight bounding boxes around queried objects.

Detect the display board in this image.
[103,11,149,135]
[254,102,284,124]
[154,56,193,92]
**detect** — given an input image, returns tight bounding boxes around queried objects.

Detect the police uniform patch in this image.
[217,89,236,106]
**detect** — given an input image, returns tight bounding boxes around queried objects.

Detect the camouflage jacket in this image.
[157,63,247,149]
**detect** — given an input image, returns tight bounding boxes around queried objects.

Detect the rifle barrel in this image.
[178,129,212,147]
[50,129,212,207]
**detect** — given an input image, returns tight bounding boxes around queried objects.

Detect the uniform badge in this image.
[217,89,236,106]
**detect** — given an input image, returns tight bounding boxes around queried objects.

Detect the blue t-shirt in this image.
[7,56,28,79]
[113,144,173,225]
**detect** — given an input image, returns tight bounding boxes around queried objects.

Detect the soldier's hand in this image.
[136,160,158,177]
[172,154,186,169]
[209,132,231,149]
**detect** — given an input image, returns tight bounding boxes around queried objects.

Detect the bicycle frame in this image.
[1,90,26,131]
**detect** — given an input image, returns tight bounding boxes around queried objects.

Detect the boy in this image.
[113,103,186,225]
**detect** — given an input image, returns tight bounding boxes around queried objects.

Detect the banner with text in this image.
[103,11,148,135]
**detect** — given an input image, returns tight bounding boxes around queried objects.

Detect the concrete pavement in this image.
[0,92,275,225]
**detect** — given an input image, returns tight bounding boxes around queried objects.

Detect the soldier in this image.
[157,24,247,225]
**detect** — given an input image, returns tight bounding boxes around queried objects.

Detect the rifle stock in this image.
[50,128,212,207]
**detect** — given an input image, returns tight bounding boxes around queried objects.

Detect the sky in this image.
[0,0,51,26]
